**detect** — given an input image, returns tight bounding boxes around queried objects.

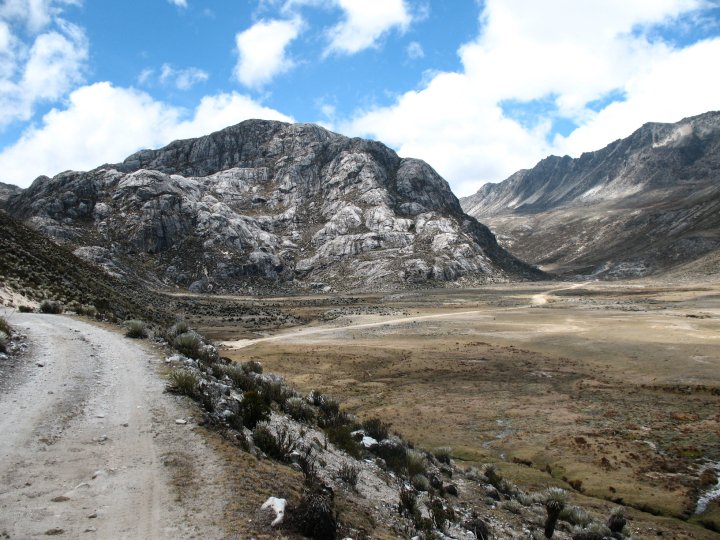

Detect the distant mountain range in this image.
[461,111,720,278]
[4,120,541,293]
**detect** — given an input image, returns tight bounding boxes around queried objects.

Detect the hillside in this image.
[461,111,720,277]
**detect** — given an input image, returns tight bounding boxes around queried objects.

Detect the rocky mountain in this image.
[4,120,542,292]
[0,182,22,203]
[461,111,720,278]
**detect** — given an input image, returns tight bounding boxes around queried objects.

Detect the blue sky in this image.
[0,0,719,195]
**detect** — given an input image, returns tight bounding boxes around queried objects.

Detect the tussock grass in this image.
[168,369,199,397]
[125,319,148,339]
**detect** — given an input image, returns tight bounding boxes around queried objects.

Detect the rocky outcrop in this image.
[461,111,720,278]
[0,182,22,204]
[6,120,542,292]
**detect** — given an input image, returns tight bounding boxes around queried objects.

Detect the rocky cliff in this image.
[5,120,542,292]
[0,182,22,204]
[461,111,720,278]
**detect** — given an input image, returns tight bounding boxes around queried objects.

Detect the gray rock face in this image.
[0,182,22,204]
[6,120,541,292]
[461,111,720,278]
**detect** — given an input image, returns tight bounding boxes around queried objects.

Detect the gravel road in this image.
[0,313,228,539]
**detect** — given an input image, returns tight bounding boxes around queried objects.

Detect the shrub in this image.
[18,305,33,313]
[543,488,568,538]
[259,379,289,405]
[398,487,419,519]
[362,417,390,441]
[411,474,430,492]
[0,317,11,336]
[125,319,148,339]
[571,522,612,540]
[168,369,199,397]
[429,496,453,531]
[285,396,316,423]
[325,425,361,458]
[242,360,263,374]
[434,446,453,465]
[560,506,592,527]
[0,331,7,354]
[173,331,203,358]
[500,499,523,515]
[253,423,298,461]
[607,506,626,534]
[292,483,337,540]
[337,463,360,489]
[222,364,257,391]
[239,390,270,429]
[485,464,502,487]
[39,300,62,314]
[464,514,492,540]
[297,445,318,482]
[406,449,428,477]
[166,320,190,340]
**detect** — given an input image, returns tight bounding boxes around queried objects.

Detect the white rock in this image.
[260,496,286,527]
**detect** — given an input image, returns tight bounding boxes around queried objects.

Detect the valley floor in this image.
[202,279,720,538]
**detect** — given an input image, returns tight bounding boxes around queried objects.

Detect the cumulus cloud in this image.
[325,0,412,55]
[234,18,302,88]
[343,0,718,196]
[168,0,187,8]
[0,1,87,128]
[0,82,293,186]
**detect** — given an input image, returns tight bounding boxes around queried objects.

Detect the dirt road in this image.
[0,313,228,539]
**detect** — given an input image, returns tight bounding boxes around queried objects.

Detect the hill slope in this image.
[461,111,720,277]
[6,120,542,292]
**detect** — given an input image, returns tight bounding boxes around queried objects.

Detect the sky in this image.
[0,0,719,196]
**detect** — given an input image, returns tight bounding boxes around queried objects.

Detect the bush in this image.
[406,449,428,477]
[285,396,316,423]
[239,390,270,429]
[398,487,418,518]
[242,360,263,374]
[292,483,337,540]
[434,446,453,465]
[0,331,7,354]
[259,379,290,405]
[571,522,612,540]
[18,305,33,313]
[500,499,523,515]
[411,474,430,492]
[337,463,360,489]
[325,425,361,458]
[173,331,203,358]
[125,319,148,339]
[39,300,62,314]
[221,364,258,391]
[166,320,190,340]
[362,417,390,441]
[168,369,199,397]
[252,423,298,461]
[429,496,453,531]
[0,317,11,336]
[560,506,592,527]
[607,506,626,534]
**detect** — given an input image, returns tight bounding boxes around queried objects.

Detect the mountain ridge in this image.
[5,119,543,292]
[461,111,720,277]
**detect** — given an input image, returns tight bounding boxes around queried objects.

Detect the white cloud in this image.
[0,21,88,128]
[168,0,187,8]
[158,63,209,90]
[342,0,718,196]
[234,18,302,88]
[406,41,424,60]
[0,1,87,128]
[325,0,412,55]
[0,82,293,187]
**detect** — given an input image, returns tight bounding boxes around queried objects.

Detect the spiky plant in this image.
[607,506,626,534]
[543,487,568,538]
[125,319,147,339]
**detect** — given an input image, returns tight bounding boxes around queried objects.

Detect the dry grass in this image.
[218,281,720,537]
